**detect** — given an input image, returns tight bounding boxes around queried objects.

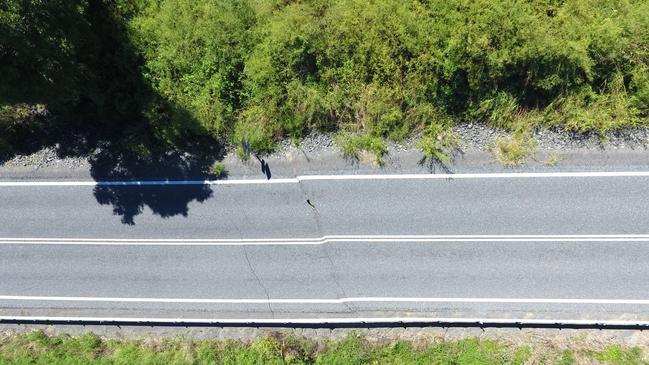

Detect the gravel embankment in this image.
[3,124,649,170]
[274,124,649,155]
[1,147,90,169]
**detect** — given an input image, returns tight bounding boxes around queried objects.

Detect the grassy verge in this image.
[335,133,387,166]
[210,162,227,178]
[0,331,646,365]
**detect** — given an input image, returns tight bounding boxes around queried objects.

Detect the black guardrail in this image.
[2,317,648,330]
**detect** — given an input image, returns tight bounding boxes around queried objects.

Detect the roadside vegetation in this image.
[1,0,648,163]
[491,133,538,166]
[0,331,646,365]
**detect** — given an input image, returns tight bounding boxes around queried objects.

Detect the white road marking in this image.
[0,179,299,186]
[1,295,649,305]
[2,170,649,186]
[1,234,649,245]
[1,316,648,328]
[298,171,649,180]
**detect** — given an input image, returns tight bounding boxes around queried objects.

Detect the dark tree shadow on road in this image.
[91,135,225,225]
[94,185,214,225]
[1,1,226,225]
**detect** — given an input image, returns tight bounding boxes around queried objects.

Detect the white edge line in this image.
[2,234,649,245]
[2,296,649,305]
[6,234,649,241]
[3,239,649,245]
[1,316,648,327]
[2,171,649,186]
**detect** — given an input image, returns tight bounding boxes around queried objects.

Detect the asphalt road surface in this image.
[2,172,649,326]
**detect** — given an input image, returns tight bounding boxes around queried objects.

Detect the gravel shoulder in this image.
[2,124,649,180]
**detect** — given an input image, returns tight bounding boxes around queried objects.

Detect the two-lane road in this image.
[2,172,649,327]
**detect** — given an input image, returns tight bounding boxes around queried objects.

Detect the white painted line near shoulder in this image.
[298,171,649,180]
[2,170,649,186]
[1,234,649,245]
[2,295,649,305]
[0,178,299,186]
[1,316,649,329]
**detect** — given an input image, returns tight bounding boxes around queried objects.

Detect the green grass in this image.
[416,124,459,165]
[594,345,646,365]
[0,331,647,365]
[491,133,537,166]
[210,162,227,178]
[334,133,388,166]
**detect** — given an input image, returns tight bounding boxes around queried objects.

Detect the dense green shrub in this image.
[0,0,156,150]
[0,0,89,105]
[132,0,255,139]
[130,0,649,153]
[1,0,648,156]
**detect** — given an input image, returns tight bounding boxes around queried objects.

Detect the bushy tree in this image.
[132,0,255,141]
